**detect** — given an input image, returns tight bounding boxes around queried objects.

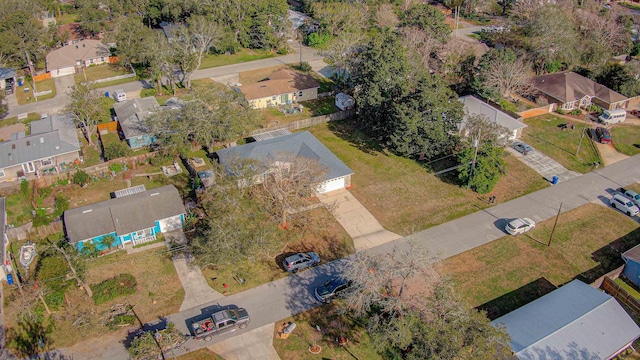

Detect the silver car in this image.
[283,252,320,273]
[513,141,534,155]
[505,218,536,235]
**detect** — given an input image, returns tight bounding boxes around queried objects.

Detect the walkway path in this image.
[318,189,401,251]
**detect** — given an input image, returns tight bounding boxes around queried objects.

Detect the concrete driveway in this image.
[507,146,581,182]
[595,141,629,166]
[318,189,401,251]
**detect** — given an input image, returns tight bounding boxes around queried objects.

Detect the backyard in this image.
[260,97,338,127]
[14,78,56,105]
[436,202,640,320]
[309,120,549,235]
[74,64,135,85]
[612,124,640,156]
[520,114,601,173]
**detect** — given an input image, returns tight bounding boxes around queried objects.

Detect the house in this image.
[458,95,527,141]
[160,22,185,42]
[0,68,16,91]
[531,72,628,111]
[46,40,111,78]
[622,244,640,287]
[113,97,160,149]
[492,280,640,360]
[335,92,355,111]
[64,185,186,250]
[56,23,84,46]
[216,131,353,194]
[0,114,81,182]
[236,69,320,109]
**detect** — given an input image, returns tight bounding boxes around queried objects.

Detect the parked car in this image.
[5,84,13,95]
[283,252,320,273]
[630,110,640,117]
[505,218,536,235]
[513,141,534,155]
[610,194,639,217]
[189,307,250,342]
[618,187,640,207]
[314,277,351,303]
[595,127,612,144]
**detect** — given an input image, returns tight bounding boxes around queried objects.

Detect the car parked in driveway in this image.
[513,141,534,155]
[630,109,640,117]
[314,277,351,303]
[505,218,536,235]
[283,252,320,273]
[595,127,612,144]
[610,194,639,217]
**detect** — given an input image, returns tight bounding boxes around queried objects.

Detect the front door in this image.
[280,94,289,104]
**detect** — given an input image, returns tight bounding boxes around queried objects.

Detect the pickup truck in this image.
[618,188,640,207]
[190,307,250,342]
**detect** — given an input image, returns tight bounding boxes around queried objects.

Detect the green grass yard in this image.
[612,125,640,156]
[521,115,601,173]
[199,49,276,69]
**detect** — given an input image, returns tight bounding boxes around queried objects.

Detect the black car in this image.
[314,277,351,303]
[5,84,13,95]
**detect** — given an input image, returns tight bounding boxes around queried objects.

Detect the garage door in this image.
[159,215,182,233]
[318,177,345,194]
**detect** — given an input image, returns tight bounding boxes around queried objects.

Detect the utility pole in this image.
[298,29,303,65]
[575,112,589,156]
[547,202,563,247]
[467,129,481,189]
[25,51,38,101]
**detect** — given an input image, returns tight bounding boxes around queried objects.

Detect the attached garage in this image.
[159,214,184,233]
[318,176,346,194]
[51,66,76,78]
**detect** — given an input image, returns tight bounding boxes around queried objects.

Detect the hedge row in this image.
[91,273,137,305]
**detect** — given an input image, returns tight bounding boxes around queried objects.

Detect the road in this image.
[163,153,640,357]
[3,44,325,119]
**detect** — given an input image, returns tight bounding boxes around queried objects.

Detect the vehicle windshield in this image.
[627,201,634,207]
[317,284,331,296]
[602,113,611,119]
[507,222,517,229]
[635,195,640,200]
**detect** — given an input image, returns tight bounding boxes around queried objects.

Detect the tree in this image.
[66,84,103,145]
[98,235,117,251]
[111,16,155,66]
[374,4,399,29]
[8,312,54,357]
[76,0,110,37]
[473,48,533,100]
[0,91,7,117]
[311,2,369,36]
[458,145,506,194]
[595,62,640,97]
[435,38,476,92]
[400,26,441,69]
[400,4,451,42]
[459,113,511,148]
[181,15,223,89]
[576,8,630,68]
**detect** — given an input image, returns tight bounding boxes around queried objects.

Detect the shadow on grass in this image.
[326,120,383,156]
[476,277,557,320]
[575,227,640,284]
[525,132,575,157]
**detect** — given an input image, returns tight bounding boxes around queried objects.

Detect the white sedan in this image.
[505,218,536,235]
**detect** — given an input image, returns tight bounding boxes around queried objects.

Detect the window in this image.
[90,59,94,64]
[22,162,35,173]
[100,57,105,62]
[41,159,52,167]
[272,96,276,101]
[299,91,303,96]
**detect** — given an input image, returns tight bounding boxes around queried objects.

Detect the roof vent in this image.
[82,209,92,214]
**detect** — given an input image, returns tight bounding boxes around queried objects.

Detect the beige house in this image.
[46,40,111,78]
[236,69,320,109]
[531,72,628,111]
[0,114,81,182]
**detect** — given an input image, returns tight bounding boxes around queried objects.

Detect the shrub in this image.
[140,88,157,98]
[569,109,582,116]
[294,62,312,72]
[498,98,517,113]
[109,163,124,173]
[20,180,29,196]
[36,256,72,293]
[305,32,332,48]
[556,109,566,115]
[104,142,132,161]
[73,170,90,186]
[53,193,69,218]
[148,154,172,166]
[33,208,50,227]
[91,273,137,305]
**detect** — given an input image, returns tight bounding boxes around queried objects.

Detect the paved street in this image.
[4,45,325,119]
[161,154,640,357]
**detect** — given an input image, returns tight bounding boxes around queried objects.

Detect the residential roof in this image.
[252,129,293,141]
[237,69,320,101]
[113,97,160,139]
[0,114,80,169]
[0,68,16,81]
[492,280,640,360]
[532,72,628,105]
[288,10,311,30]
[623,243,640,263]
[159,22,184,40]
[56,23,83,42]
[459,95,527,132]
[216,131,353,181]
[64,185,186,243]
[46,40,111,71]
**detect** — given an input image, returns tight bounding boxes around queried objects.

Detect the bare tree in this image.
[254,153,328,228]
[311,2,370,36]
[576,8,630,67]
[479,51,533,99]
[171,15,222,89]
[400,26,441,68]
[459,113,512,148]
[66,83,102,145]
[340,240,439,318]
[374,4,399,29]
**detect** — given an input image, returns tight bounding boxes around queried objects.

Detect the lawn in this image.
[3,248,185,350]
[199,49,276,70]
[309,120,549,235]
[201,206,353,295]
[612,124,640,156]
[177,349,224,360]
[260,97,338,126]
[520,115,601,173]
[75,64,134,85]
[273,302,383,360]
[0,113,40,128]
[14,78,57,105]
[79,133,102,167]
[4,184,34,226]
[436,203,640,320]
[56,13,78,25]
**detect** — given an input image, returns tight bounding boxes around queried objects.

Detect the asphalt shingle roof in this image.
[216,131,353,181]
[459,95,527,132]
[532,72,627,105]
[46,40,111,71]
[64,185,186,243]
[492,280,640,360]
[237,69,319,100]
[113,98,159,139]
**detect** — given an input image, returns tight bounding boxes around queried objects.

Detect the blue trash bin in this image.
[17,80,23,87]
[7,274,13,285]
[551,175,559,185]
[105,91,110,98]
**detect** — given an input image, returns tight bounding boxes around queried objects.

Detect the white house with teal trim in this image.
[63,185,186,251]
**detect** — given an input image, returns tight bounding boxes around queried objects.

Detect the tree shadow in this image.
[326,120,383,155]
[575,228,640,284]
[476,277,558,320]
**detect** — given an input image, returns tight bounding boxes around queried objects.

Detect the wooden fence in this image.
[251,109,355,136]
[601,276,640,317]
[97,121,118,133]
[33,72,52,82]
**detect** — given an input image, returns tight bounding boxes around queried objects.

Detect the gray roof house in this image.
[459,95,527,141]
[0,68,16,90]
[492,279,640,360]
[0,114,81,182]
[113,97,160,149]
[160,22,185,42]
[216,131,353,194]
[64,185,186,248]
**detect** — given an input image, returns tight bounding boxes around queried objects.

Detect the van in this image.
[611,194,639,217]
[114,89,127,102]
[599,109,626,124]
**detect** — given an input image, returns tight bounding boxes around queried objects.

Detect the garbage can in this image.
[17,79,23,87]
[105,91,110,98]
[551,175,559,185]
